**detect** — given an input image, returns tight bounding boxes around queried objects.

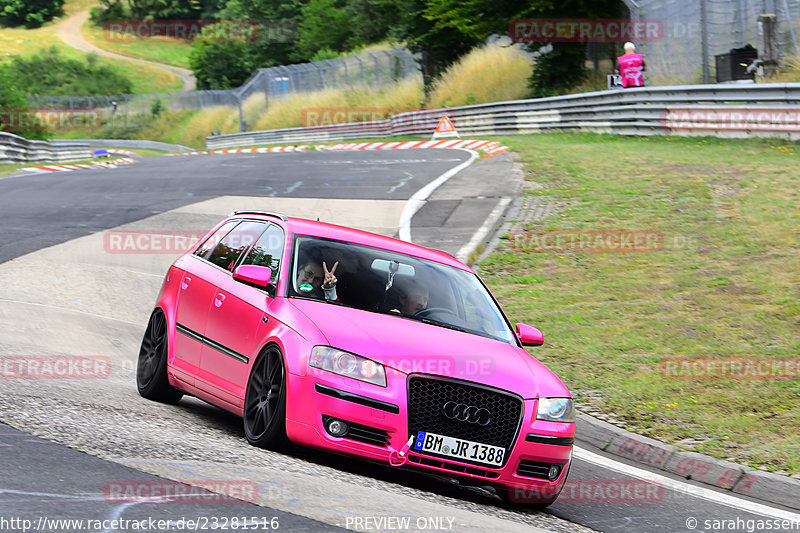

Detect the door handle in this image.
[181,276,191,290]
[214,293,226,307]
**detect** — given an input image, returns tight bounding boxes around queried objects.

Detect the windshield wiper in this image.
[418,316,504,342]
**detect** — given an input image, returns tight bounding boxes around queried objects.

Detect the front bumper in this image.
[285,368,574,495]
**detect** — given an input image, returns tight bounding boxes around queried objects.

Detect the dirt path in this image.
[55,8,196,92]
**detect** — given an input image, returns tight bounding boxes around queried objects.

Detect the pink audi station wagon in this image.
[137,211,574,506]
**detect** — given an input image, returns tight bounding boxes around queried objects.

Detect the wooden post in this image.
[758,14,779,78]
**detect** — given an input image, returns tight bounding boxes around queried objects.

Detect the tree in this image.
[402,0,626,95]
[291,0,352,62]
[387,0,482,92]
[0,0,64,27]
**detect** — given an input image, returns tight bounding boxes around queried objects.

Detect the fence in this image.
[27,48,420,121]
[0,132,91,164]
[205,83,800,149]
[624,0,800,84]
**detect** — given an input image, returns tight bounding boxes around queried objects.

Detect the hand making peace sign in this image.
[322,261,338,290]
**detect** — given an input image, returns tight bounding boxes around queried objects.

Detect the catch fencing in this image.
[205,83,800,149]
[623,0,800,84]
[27,48,419,120]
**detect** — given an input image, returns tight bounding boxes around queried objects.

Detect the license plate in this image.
[413,431,505,467]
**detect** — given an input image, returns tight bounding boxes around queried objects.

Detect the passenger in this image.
[295,259,338,301]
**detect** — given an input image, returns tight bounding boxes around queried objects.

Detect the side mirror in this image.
[233,265,274,292]
[516,323,544,346]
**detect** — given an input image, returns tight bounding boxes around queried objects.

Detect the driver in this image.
[395,280,428,316]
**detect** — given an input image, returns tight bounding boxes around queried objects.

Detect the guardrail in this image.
[0,132,91,165]
[206,83,800,149]
[51,139,192,153]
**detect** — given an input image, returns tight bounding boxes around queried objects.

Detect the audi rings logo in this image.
[442,401,492,426]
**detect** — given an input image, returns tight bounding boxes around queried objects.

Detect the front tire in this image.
[137,309,183,404]
[243,345,289,449]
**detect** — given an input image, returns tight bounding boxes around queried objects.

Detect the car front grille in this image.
[407,376,523,467]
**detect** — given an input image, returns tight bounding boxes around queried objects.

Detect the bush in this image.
[311,48,340,62]
[427,42,533,108]
[88,2,125,24]
[6,47,134,96]
[0,65,50,139]
[189,40,254,90]
[0,0,64,28]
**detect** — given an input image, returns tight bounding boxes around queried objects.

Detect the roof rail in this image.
[228,210,288,221]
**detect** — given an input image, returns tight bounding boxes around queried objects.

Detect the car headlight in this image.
[536,398,575,423]
[309,346,386,387]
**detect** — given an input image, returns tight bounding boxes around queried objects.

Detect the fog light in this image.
[548,464,562,481]
[326,419,349,437]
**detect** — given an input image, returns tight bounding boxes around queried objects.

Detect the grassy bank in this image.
[479,133,799,475]
[81,22,192,69]
[0,19,182,94]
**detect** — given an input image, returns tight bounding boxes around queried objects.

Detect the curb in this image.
[446,154,800,513]
[576,413,800,511]
[21,157,136,174]
[168,139,510,158]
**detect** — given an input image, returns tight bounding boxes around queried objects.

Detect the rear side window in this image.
[240,224,284,283]
[195,220,239,259]
[204,221,267,272]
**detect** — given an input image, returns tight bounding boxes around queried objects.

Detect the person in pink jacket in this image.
[616,42,646,88]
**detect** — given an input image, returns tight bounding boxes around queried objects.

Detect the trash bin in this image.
[716,44,758,82]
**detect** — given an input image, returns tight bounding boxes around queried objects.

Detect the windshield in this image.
[289,236,516,344]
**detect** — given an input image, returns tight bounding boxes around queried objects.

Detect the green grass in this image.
[478,133,800,474]
[0,0,183,94]
[0,163,32,176]
[81,22,193,69]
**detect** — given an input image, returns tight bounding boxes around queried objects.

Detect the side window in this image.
[194,221,239,259]
[240,224,284,283]
[206,221,267,272]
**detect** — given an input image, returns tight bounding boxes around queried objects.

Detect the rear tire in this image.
[137,309,183,404]
[243,345,289,450]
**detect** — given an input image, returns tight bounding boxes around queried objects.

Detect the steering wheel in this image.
[413,307,453,319]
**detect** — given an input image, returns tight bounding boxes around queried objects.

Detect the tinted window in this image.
[194,220,239,259]
[240,224,284,283]
[206,221,266,271]
[290,236,515,343]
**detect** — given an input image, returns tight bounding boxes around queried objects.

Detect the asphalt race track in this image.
[0,151,798,533]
